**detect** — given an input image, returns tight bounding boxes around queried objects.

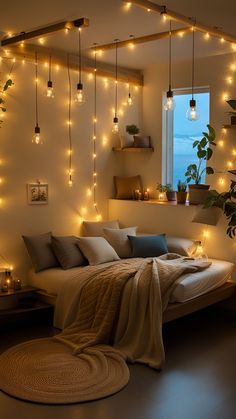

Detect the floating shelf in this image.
[223,124,236,129]
[112,147,154,153]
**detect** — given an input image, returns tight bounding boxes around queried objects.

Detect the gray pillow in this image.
[81,220,120,237]
[103,227,137,258]
[77,237,120,265]
[166,237,198,256]
[22,232,59,272]
[51,236,86,269]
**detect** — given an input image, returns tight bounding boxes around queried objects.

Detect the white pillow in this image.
[103,227,137,258]
[77,237,120,265]
[81,220,119,237]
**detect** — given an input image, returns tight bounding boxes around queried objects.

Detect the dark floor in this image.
[0,305,236,419]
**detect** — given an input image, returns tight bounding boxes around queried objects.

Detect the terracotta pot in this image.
[176,191,187,204]
[188,184,210,205]
[166,191,176,201]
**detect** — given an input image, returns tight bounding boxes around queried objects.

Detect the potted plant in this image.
[125,124,140,147]
[226,100,236,125]
[176,181,187,204]
[204,180,236,238]
[0,78,14,127]
[185,124,217,205]
[157,183,176,201]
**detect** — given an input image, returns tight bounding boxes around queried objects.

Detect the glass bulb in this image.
[163,90,176,111]
[68,174,73,187]
[127,93,133,106]
[32,126,43,144]
[186,100,199,121]
[45,81,54,98]
[112,116,119,133]
[195,243,208,262]
[75,83,85,104]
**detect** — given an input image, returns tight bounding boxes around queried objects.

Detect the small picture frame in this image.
[27,183,48,205]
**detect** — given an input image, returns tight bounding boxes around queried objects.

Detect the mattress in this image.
[28,258,234,303]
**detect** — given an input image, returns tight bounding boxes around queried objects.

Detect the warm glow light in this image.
[178,31,184,38]
[227,77,233,84]
[81,207,87,215]
[55,65,60,71]
[204,32,210,40]
[219,140,224,147]
[93,153,97,158]
[44,62,49,68]
[128,42,135,50]
[230,63,236,72]
[219,177,225,186]
[20,41,24,47]
[227,161,233,168]
[102,135,108,146]
[232,149,236,156]
[222,128,227,135]
[87,188,92,197]
[88,73,93,80]
[96,214,102,221]
[134,86,139,91]
[220,37,225,44]
[39,37,45,45]
[203,229,209,239]
[232,44,236,51]
[124,2,131,10]
[222,93,229,101]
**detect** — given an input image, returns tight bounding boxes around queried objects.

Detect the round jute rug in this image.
[0,338,130,404]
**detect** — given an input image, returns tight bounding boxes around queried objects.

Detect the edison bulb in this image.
[75,83,85,104]
[112,117,119,133]
[45,81,54,98]
[186,99,199,121]
[32,126,43,145]
[163,90,176,111]
[127,93,133,106]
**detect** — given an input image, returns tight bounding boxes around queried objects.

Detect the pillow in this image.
[77,237,120,266]
[133,135,151,148]
[51,236,86,269]
[81,220,119,237]
[22,232,59,272]
[166,236,198,256]
[114,175,143,199]
[103,227,137,258]
[128,235,168,258]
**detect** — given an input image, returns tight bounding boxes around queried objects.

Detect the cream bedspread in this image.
[54,255,211,369]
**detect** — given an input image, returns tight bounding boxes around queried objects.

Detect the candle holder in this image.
[143,189,150,201]
[13,278,22,290]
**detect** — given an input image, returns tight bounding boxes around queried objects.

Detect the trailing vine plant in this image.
[0,78,14,126]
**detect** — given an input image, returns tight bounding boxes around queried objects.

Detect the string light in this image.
[204,32,210,40]
[112,39,119,132]
[127,82,133,106]
[32,52,43,144]
[45,55,54,98]
[164,20,176,111]
[186,24,199,121]
[92,46,100,216]
[160,5,168,21]
[67,54,73,186]
[75,28,85,104]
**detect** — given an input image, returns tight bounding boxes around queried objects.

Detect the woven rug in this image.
[0,338,130,404]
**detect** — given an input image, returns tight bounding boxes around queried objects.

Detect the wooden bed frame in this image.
[37,281,236,324]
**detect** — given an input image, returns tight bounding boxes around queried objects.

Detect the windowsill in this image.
[110,199,191,207]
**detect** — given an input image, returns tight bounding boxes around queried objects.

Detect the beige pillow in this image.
[77,237,120,265]
[166,237,198,256]
[103,227,137,258]
[114,175,142,199]
[81,220,119,237]
[22,232,59,272]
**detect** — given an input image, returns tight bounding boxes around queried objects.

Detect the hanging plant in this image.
[0,78,14,126]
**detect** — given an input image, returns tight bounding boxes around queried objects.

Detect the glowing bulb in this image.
[87,188,92,197]
[68,176,73,187]
[164,90,176,111]
[93,153,97,158]
[204,32,210,40]
[219,140,224,147]
[32,125,42,145]
[178,31,184,38]
[75,83,85,104]
[231,64,236,71]
[220,37,225,43]
[186,99,199,121]
[232,44,236,51]
[96,214,102,221]
[227,77,233,84]
[45,80,54,98]
[128,42,135,50]
[112,117,119,133]
[39,38,44,45]
[127,93,133,106]
[227,161,233,168]
[219,177,225,186]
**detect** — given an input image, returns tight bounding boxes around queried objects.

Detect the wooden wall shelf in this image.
[223,125,236,129]
[112,147,154,153]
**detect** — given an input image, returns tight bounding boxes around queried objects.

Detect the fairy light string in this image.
[67,53,73,186]
[92,46,99,216]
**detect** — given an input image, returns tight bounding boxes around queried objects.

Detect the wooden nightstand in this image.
[0,286,53,326]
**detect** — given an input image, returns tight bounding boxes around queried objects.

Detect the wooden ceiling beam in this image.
[4,44,143,85]
[92,27,191,52]
[124,0,236,44]
[1,17,89,47]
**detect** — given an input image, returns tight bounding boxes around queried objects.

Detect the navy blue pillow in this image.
[128,235,168,258]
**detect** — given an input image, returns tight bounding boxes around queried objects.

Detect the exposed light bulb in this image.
[163,90,176,111]
[127,92,133,106]
[32,125,42,145]
[112,116,119,133]
[186,99,199,121]
[45,80,54,98]
[75,82,85,104]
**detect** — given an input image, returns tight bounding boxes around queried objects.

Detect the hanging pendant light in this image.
[112,39,119,133]
[127,83,133,106]
[186,26,199,121]
[32,52,43,144]
[75,28,85,104]
[164,20,176,112]
[45,55,54,98]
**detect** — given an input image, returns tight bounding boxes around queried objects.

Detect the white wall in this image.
[0,60,142,277]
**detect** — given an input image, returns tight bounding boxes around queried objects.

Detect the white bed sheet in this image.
[28,258,234,303]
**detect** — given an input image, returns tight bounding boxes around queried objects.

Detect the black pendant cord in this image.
[67,53,72,183]
[35,52,39,126]
[115,39,118,118]
[49,55,52,81]
[169,20,172,91]
[93,48,98,213]
[191,25,195,100]
[78,29,82,84]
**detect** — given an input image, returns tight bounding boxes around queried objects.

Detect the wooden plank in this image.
[125,0,236,45]
[4,43,143,86]
[223,125,236,129]
[112,147,154,152]
[1,18,89,47]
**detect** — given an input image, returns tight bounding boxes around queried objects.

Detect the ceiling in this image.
[0,0,236,70]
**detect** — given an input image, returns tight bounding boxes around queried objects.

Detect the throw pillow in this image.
[51,236,86,269]
[22,232,59,272]
[166,237,198,256]
[81,220,120,237]
[128,235,168,258]
[103,227,137,258]
[77,237,120,265]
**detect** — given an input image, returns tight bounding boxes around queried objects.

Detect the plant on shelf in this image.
[126,124,140,135]
[226,99,236,125]
[0,78,14,127]
[176,180,187,204]
[156,183,176,201]
[184,124,217,204]
[204,180,236,238]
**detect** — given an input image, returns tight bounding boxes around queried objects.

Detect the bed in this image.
[28,257,236,325]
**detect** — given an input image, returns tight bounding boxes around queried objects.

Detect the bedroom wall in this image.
[0,60,142,277]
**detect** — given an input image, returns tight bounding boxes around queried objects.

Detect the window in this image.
[162,88,210,190]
